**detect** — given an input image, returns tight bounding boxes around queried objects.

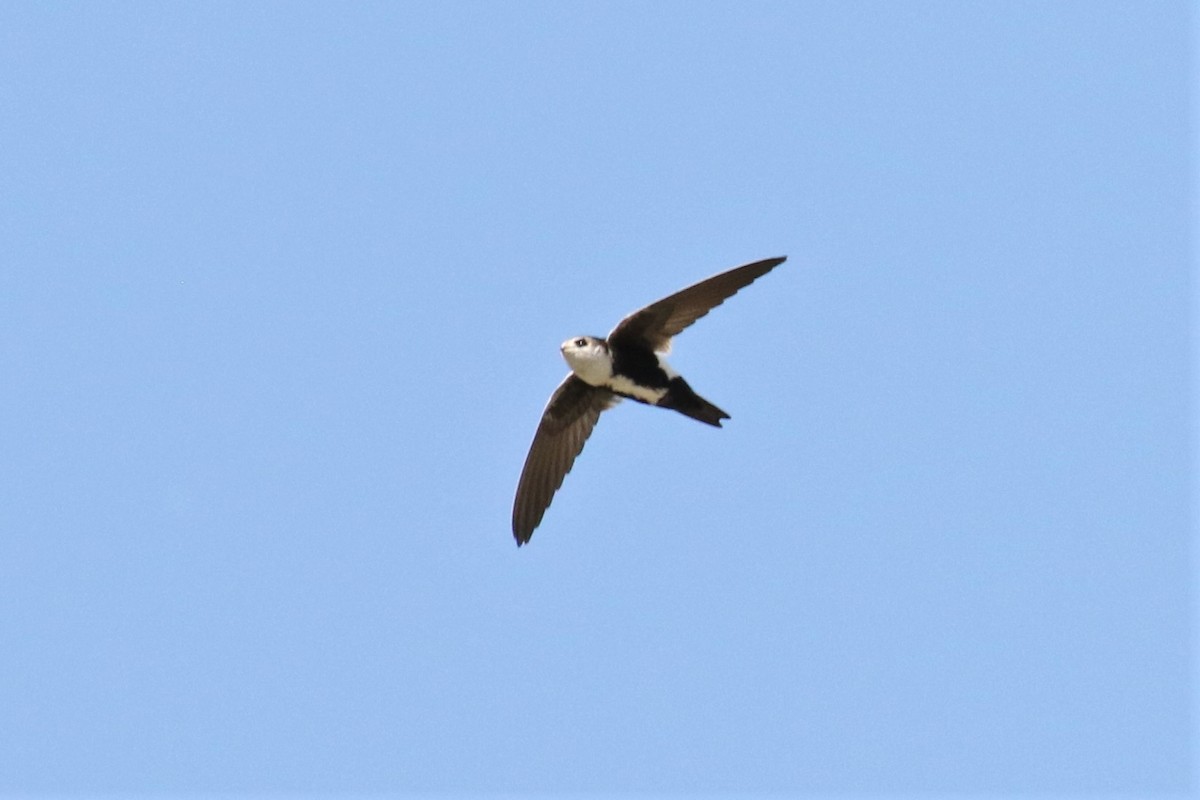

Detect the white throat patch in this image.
[561,337,614,386]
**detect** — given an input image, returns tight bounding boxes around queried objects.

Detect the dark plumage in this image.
[512,255,786,545]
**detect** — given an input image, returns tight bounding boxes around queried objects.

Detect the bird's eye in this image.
[575,338,587,347]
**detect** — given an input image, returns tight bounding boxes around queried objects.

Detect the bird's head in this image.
[560,336,612,385]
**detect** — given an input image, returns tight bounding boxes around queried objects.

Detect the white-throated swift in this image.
[511,255,786,545]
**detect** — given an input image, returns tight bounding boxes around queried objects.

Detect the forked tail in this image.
[659,378,730,427]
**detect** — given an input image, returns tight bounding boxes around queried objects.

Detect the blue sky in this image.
[0,1,1192,795]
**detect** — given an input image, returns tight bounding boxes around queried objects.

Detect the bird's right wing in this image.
[512,374,619,545]
[608,256,785,352]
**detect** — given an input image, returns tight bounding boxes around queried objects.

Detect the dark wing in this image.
[512,374,619,545]
[607,256,786,352]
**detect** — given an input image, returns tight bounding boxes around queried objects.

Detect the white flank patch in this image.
[607,374,668,404]
[655,353,680,379]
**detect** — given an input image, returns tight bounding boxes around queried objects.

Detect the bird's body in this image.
[512,255,786,545]
[560,335,728,425]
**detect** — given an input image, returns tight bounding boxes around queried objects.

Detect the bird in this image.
[511,255,786,545]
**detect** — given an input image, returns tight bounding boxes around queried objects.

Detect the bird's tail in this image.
[659,378,729,428]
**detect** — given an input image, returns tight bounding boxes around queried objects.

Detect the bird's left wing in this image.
[608,256,785,352]
[512,374,619,545]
